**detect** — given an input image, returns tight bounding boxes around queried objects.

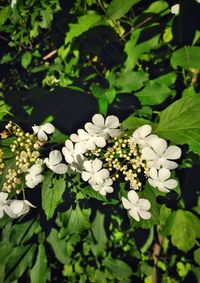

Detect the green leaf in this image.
[30,244,50,283]
[21,52,32,69]
[155,95,200,155]
[47,228,69,264]
[194,248,200,266]
[134,80,172,105]
[103,257,133,280]
[162,210,200,252]
[0,6,11,27]
[0,99,11,119]
[65,205,91,234]
[106,0,140,21]
[171,46,200,70]
[146,1,169,14]
[91,211,107,256]
[121,116,156,131]
[115,70,148,93]
[42,172,66,220]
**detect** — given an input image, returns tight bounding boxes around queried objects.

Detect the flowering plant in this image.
[0,114,181,223]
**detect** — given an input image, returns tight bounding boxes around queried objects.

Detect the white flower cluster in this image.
[131,124,181,193]
[0,117,182,222]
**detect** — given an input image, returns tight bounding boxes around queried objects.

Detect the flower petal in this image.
[139,125,152,138]
[151,138,167,155]
[62,148,74,164]
[0,207,4,218]
[105,115,119,128]
[92,114,104,126]
[95,137,106,148]
[108,129,121,138]
[163,145,181,160]
[138,210,151,220]
[122,197,131,209]
[137,199,151,210]
[9,200,24,214]
[29,164,43,176]
[42,123,55,134]
[49,150,62,166]
[158,168,171,181]
[98,168,109,179]
[0,192,8,203]
[92,159,103,171]
[64,140,74,151]
[51,164,67,174]
[38,130,48,141]
[149,168,158,180]
[142,147,157,160]
[70,133,80,143]
[164,179,178,189]
[32,125,40,134]
[161,160,178,170]
[81,171,91,182]
[129,208,140,221]
[127,190,139,205]
[148,178,158,188]
[83,160,92,172]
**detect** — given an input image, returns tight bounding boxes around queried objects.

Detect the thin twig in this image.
[43,49,57,61]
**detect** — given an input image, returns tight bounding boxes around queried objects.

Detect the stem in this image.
[152,226,163,283]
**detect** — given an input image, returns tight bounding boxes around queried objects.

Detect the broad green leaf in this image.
[106,0,140,21]
[42,173,66,220]
[121,115,156,131]
[134,80,172,105]
[21,52,32,69]
[194,248,200,266]
[124,30,160,70]
[39,6,53,29]
[155,95,200,154]
[0,6,11,27]
[65,12,103,44]
[47,228,69,264]
[103,257,133,280]
[171,46,200,70]
[65,205,91,234]
[91,211,107,256]
[5,244,36,282]
[30,244,50,283]
[115,70,148,93]
[146,1,169,14]
[162,210,200,252]
[81,186,107,202]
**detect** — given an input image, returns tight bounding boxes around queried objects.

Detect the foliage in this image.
[1,0,200,282]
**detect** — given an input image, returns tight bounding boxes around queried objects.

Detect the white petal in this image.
[98,169,109,179]
[129,208,140,221]
[92,159,103,171]
[70,133,80,143]
[95,137,106,148]
[83,160,92,172]
[142,147,157,160]
[105,115,119,128]
[52,164,67,174]
[139,125,152,138]
[137,199,151,210]
[4,205,18,218]
[164,179,178,189]
[29,164,43,175]
[157,185,170,193]
[42,123,55,134]
[62,148,74,164]
[0,208,4,218]
[38,130,48,141]
[122,197,132,209]
[86,139,96,150]
[127,190,139,205]
[148,178,158,188]
[163,145,181,160]
[24,200,36,208]
[138,210,151,220]
[32,125,40,134]
[91,175,104,185]
[64,140,74,151]
[85,123,101,134]
[49,150,62,166]
[0,192,8,203]
[158,168,171,181]
[161,160,178,170]
[92,114,104,126]
[104,186,114,193]
[145,134,159,146]
[9,200,24,214]
[78,129,90,140]
[108,129,121,138]
[82,171,91,182]
[151,138,167,155]
[149,168,158,180]
[75,142,86,154]
[91,184,100,192]
[104,178,113,186]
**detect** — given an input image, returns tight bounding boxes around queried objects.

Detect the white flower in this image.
[122,190,151,221]
[148,168,178,193]
[141,137,181,169]
[32,123,55,142]
[62,140,86,172]
[25,164,44,188]
[11,0,17,8]
[70,129,106,152]
[81,158,109,185]
[91,178,114,196]
[171,4,180,15]
[4,199,35,218]
[45,150,68,174]
[84,114,121,139]
[131,124,157,147]
[0,192,9,218]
